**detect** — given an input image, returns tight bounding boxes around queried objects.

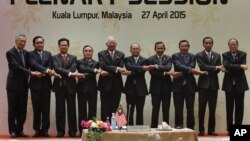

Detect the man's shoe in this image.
[56,133,64,138]
[42,132,50,137]
[79,131,83,137]
[208,132,218,136]
[33,132,40,137]
[198,132,205,136]
[10,132,17,138]
[18,132,28,137]
[69,133,76,137]
[175,125,183,129]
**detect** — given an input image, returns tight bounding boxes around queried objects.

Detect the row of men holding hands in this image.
[6,34,248,138]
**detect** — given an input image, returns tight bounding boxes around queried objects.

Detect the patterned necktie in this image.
[38,52,43,60]
[87,60,92,66]
[63,55,67,63]
[158,56,162,65]
[183,55,188,65]
[19,50,25,67]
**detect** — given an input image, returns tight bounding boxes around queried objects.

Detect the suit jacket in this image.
[6,47,30,90]
[123,56,149,96]
[222,50,249,92]
[98,50,124,92]
[172,53,197,93]
[76,58,99,94]
[52,53,77,94]
[148,54,172,94]
[196,50,221,90]
[28,50,52,90]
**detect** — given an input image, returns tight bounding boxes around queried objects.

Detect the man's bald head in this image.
[106,36,117,51]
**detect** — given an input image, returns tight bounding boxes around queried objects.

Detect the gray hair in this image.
[15,33,26,41]
[106,36,116,44]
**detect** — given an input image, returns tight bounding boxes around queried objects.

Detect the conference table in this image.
[82,127,198,141]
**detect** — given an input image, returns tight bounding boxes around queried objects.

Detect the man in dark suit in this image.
[52,38,82,137]
[76,45,100,135]
[148,41,172,128]
[98,36,125,121]
[172,40,205,130]
[196,37,222,136]
[6,34,42,138]
[222,38,249,134]
[28,36,59,137]
[123,43,152,125]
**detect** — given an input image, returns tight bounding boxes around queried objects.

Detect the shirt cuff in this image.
[155,64,159,69]
[116,67,118,73]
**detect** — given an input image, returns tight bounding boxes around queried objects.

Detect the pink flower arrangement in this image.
[81,118,111,141]
[81,117,111,132]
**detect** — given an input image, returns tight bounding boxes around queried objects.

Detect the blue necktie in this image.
[233,54,236,62]
[19,50,25,67]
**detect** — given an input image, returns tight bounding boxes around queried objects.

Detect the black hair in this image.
[203,36,213,44]
[58,38,69,46]
[179,40,190,48]
[154,41,165,50]
[33,36,44,45]
[82,45,93,51]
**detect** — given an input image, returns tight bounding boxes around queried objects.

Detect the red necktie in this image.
[63,55,67,63]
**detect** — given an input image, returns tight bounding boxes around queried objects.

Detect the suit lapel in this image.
[202,51,209,63]
[105,50,113,64]
[34,51,43,64]
[179,53,188,65]
[13,47,25,66]
[137,56,141,65]
[210,51,218,64]
[229,52,235,63]
[161,55,167,65]
[83,59,93,67]
[55,54,63,66]
[153,55,160,65]
[234,52,240,62]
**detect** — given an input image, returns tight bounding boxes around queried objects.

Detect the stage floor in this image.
[0,137,230,141]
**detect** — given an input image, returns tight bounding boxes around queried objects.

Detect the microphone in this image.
[127,105,131,126]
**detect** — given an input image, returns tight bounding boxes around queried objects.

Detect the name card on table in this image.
[127,125,150,132]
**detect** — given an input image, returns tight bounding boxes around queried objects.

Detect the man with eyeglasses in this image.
[222,38,249,135]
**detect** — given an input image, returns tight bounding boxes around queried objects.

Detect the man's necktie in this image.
[63,55,67,63]
[39,52,43,60]
[110,52,114,60]
[135,58,138,64]
[207,53,211,61]
[233,54,236,62]
[158,56,162,65]
[19,50,25,67]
